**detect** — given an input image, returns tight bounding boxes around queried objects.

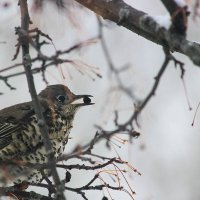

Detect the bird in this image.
[0,84,93,186]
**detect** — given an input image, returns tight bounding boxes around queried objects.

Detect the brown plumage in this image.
[0,84,93,186]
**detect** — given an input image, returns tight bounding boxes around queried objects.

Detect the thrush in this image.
[0,84,93,186]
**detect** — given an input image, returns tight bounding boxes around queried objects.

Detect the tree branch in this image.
[18,0,65,199]
[161,0,189,35]
[73,0,200,66]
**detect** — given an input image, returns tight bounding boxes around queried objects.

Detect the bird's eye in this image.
[57,95,66,103]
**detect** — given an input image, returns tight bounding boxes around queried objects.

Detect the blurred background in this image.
[0,0,200,199]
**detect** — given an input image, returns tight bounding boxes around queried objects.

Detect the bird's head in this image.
[38,84,94,116]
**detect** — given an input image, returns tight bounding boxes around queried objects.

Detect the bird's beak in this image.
[72,95,94,107]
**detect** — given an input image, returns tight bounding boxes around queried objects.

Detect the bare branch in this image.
[161,0,189,35]
[18,0,65,199]
[73,0,200,66]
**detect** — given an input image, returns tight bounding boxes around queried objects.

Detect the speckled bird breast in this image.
[0,111,74,186]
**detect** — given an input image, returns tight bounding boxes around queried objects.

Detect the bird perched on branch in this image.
[0,84,93,186]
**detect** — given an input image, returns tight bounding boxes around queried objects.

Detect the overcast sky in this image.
[0,1,200,200]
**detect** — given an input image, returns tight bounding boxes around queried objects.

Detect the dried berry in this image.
[83,96,91,104]
[65,171,71,183]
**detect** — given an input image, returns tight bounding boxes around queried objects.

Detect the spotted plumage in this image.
[0,84,93,186]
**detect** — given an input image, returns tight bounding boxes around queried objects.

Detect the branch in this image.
[64,48,171,139]
[0,36,99,92]
[57,157,121,170]
[18,1,65,199]
[97,16,136,99]
[161,0,189,35]
[73,0,200,66]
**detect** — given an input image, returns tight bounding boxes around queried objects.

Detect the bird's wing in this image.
[0,101,35,150]
[0,100,52,151]
[0,123,21,149]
